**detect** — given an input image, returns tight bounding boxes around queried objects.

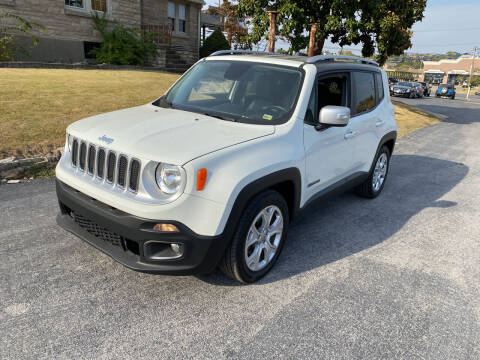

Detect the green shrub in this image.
[91,13,157,66]
[0,35,14,61]
[0,12,45,61]
[200,29,230,58]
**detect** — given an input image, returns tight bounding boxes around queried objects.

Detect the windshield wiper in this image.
[201,112,237,122]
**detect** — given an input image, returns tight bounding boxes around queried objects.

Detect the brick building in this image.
[0,0,203,70]
[422,55,480,84]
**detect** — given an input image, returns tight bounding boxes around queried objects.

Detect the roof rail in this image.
[307,55,379,66]
[210,50,285,57]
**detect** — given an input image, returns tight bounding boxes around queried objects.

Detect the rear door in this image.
[347,71,383,173]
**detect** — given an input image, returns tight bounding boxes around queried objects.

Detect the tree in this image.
[199,29,230,58]
[204,0,249,49]
[0,11,45,61]
[236,0,427,65]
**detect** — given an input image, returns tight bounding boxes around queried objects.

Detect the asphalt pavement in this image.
[1,97,480,359]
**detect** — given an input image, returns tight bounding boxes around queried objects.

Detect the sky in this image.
[203,0,480,55]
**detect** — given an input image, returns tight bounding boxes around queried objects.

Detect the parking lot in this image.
[1,97,480,359]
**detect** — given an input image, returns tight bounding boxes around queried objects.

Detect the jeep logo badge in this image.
[98,135,114,144]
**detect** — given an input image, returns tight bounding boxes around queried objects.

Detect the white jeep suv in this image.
[56,52,397,283]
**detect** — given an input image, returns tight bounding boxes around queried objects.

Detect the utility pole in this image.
[466,46,477,101]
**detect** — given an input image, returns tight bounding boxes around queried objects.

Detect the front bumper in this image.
[56,179,229,275]
[391,91,410,97]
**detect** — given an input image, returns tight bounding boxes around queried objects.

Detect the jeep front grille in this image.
[106,152,116,183]
[71,139,78,167]
[87,145,96,175]
[117,155,128,188]
[79,142,87,171]
[129,160,140,192]
[97,148,106,179]
[69,137,141,193]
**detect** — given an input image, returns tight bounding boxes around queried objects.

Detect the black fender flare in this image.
[222,167,302,238]
[368,131,397,174]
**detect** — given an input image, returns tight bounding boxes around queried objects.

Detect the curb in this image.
[418,109,448,121]
[0,152,62,181]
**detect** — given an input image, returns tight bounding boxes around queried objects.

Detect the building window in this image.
[65,0,84,8]
[178,4,186,33]
[168,2,187,33]
[65,0,107,12]
[168,2,176,31]
[91,0,106,12]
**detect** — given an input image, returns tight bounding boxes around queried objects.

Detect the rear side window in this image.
[375,73,384,104]
[352,72,375,114]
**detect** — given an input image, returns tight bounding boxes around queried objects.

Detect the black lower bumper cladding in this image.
[55,179,228,275]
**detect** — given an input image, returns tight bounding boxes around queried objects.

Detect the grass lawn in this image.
[0,69,180,158]
[0,68,440,158]
[392,100,440,138]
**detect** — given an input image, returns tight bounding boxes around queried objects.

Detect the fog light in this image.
[153,223,179,232]
[171,243,182,255]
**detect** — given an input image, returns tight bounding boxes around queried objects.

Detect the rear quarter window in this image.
[375,73,384,104]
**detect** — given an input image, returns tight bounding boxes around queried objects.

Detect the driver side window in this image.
[304,73,349,126]
[317,75,348,110]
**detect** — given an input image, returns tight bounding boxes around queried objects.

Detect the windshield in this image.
[397,82,413,87]
[439,84,452,88]
[155,60,304,125]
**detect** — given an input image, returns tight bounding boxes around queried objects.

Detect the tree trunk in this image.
[308,24,317,57]
[308,24,325,57]
[267,11,277,53]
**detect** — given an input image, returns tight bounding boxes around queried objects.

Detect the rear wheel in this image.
[220,190,289,283]
[355,145,391,198]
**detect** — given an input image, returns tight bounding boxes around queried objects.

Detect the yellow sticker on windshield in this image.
[263,114,273,120]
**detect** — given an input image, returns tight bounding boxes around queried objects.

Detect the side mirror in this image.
[319,105,350,127]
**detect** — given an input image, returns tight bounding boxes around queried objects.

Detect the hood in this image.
[67,104,275,165]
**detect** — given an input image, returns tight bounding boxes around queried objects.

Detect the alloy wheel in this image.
[244,205,283,272]
[372,153,388,192]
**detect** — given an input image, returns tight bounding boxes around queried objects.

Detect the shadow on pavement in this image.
[198,154,468,285]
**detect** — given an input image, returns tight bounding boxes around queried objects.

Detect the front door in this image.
[303,72,356,201]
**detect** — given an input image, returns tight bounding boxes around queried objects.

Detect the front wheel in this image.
[220,190,289,283]
[355,145,391,198]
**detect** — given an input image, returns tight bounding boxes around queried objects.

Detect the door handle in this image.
[344,130,356,139]
[376,119,386,127]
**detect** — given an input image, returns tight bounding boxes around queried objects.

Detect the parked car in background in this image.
[420,82,431,97]
[436,83,455,99]
[413,82,424,98]
[390,81,421,98]
[475,90,480,96]
[388,77,398,85]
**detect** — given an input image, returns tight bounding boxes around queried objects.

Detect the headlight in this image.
[155,163,185,196]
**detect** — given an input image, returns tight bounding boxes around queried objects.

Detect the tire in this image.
[220,190,289,283]
[355,145,391,199]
